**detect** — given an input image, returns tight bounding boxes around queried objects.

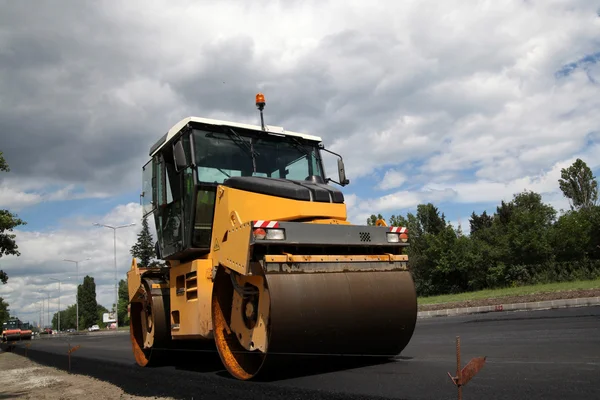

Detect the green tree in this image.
[389,214,408,228]
[78,275,98,330]
[130,216,159,267]
[0,297,10,325]
[366,214,385,226]
[469,210,493,236]
[420,223,482,294]
[416,203,446,235]
[52,304,77,331]
[118,279,129,325]
[551,209,593,262]
[0,151,27,284]
[505,191,556,267]
[559,158,598,211]
[587,206,600,260]
[369,179,600,296]
[495,200,514,226]
[387,206,448,296]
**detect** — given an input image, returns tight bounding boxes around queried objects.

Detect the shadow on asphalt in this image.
[0,391,29,399]
[217,354,394,382]
[159,341,395,382]
[0,343,396,400]
[147,345,394,382]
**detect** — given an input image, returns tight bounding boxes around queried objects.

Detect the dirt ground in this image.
[0,351,174,399]
[418,288,600,311]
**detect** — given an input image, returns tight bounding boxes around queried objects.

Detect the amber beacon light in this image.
[256,93,266,109]
[256,92,266,130]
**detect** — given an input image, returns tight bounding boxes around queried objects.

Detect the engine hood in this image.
[222,176,344,204]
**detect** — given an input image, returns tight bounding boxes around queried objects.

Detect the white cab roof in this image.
[151,116,322,157]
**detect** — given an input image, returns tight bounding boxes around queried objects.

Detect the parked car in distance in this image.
[88,325,100,332]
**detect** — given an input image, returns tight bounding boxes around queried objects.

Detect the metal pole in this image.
[49,278,63,332]
[114,228,118,330]
[93,222,135,332]
[47,293,50,330]
[457,336,462,400]
[76,261,78,330]
[64,258,90,331]
[58,281,61,332]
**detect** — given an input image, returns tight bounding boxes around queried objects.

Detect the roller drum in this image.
[212,267,417,380]
[267,270,417,356]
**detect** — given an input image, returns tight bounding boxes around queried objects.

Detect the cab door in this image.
[153,151,184,259]
[141,159,155,217]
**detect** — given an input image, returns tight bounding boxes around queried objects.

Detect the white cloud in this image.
[449,218,471,236]
[377,169,407,191]
[346,187,456,225]
[2,1,599,197]
[0,203,144,326]
[345,144,600,226]
[0,181,111,211]
[426,143,600,207]
[1,0,600,325]
[0,186,41,209]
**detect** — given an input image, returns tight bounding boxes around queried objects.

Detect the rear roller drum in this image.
[130,278,171,367]
[211,266,418,380]
[212,268,269,380]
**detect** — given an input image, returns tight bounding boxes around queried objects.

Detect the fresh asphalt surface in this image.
[4,306,599,400]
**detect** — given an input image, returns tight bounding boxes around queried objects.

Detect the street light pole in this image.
[47,293,50,330]
[94,222,135,331]
[49,278,62,332]
[64,257,90,331]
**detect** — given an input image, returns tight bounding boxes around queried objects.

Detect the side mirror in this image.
[155,241,161,259]
[173,140,188,171]
[318,144,350,187]
[337,158,350,186]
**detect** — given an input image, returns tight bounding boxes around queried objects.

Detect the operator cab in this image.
[2,318,22,331]
[141,95,350,261]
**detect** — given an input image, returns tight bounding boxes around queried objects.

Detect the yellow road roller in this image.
[127,93,417,380]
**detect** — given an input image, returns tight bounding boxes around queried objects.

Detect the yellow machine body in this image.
[127,109,417,380]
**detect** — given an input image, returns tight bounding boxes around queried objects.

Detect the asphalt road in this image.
[4,306,600,400]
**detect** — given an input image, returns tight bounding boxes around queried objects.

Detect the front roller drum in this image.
[130,278,171,367]
[212,267,418,380]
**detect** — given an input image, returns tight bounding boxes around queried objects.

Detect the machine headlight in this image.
[253,227,286,240]
[265,229,285,240]
[386,232,400,243]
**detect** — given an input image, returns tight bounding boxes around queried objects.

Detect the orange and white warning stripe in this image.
[253,220,280,228]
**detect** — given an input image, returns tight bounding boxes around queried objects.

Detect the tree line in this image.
[0,151,24,326]
[0,150,159,329]
[2,145,598,324]
[50,215,159,330]
[368,158,600,297]
[49,275,127,330]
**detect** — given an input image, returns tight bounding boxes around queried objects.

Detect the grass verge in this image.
[419,278,600,305]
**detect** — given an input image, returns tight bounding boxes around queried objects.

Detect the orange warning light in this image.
[256,93,266,106]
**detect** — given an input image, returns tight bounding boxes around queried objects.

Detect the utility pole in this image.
[49,278,65,332]
[47,293,50,330]
[64,258,91,331]
[94,222,136,331]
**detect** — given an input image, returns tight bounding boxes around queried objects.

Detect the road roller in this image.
[127,93,417,380]
[1,318,32,342]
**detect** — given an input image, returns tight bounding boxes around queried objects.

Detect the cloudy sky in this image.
[1,0,599,326]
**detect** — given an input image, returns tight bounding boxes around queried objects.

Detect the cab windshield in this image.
[4,320,17,329]
[192,129,324,184]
